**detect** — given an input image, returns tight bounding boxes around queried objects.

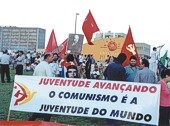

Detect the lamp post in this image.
[74,13,79,34]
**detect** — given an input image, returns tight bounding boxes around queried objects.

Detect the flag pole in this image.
[74,13,79,34]
[7,109,11,121]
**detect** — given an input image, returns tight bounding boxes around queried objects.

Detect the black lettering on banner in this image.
[110,95,118,102]
[127,112,136,120]
[83,107,89,114]
[64,92,71,98]
[77,107,84,114]
[121,95,127,103]
[58,92,64,98]
[39,104,90,115]
[92,108,99,115]
[92,108,107,116]
[130,97,137,104]
[110,110,152,122]
[144,114,152,122]
[110,110,119,117]
[120,111,127,118]
[136,113,143,120]
[49,91,55,98]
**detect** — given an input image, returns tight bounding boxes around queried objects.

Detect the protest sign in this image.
[10,75,160,125]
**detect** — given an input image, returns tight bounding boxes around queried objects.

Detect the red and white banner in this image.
[10,75,160,125]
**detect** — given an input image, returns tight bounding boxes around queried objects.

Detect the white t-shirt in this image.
[33,61,53,77]
[0,53,10,64]
[49,62,59,76]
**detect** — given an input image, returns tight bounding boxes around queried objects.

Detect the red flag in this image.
[82,10,99,45]
[45,30,58,53]
[121,26,140,66]
[58,38,68,58]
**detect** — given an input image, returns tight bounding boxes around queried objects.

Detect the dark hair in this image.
[66,54,74,62]
[53,53,58,56]
[87,54,91,57]
[19,51,24,54]
[141,59,149,67]
[161,69,170,79]
[3,49,8,54]
[44,53,51,60]
[153,47,157,51]
[116,53,127,64]
[67,65,78,71]
[66,65,78,78]
[130,55,137,61]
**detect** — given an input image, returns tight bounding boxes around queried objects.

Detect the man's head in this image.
[44,53,53,64]
[3,49,8,54]
[74,35,79,43]
[66,65,78,78]
[53,53,59,61]
[129,56,137,67]
[153,47,157,51]
[161,69,170,81]
[116,53,127,64]
[66,54,74,62]
[18,51,24,56]
[141,58,149,68]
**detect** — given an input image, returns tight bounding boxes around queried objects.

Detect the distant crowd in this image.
[0,48,170,126]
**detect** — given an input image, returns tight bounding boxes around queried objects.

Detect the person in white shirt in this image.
[78,54,84,65]
[0,50,11,83]
[33,53,53,77]
[149,47,159,75]
[49,53,59,77]
[91,64,100,79]
[26,51,31,63]
[29,53,53,121]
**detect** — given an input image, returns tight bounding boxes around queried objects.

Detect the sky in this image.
[0,0,170,56]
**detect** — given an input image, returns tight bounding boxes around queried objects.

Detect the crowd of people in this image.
[0,48,170,126]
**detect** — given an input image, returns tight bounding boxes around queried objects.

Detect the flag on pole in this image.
[156,44,165,59]
[160,50,168,66]
[121,26,140,66]
[45,30,58,53]
[82,10,100,45]
[157,44,165,49]
[58,38,68,58]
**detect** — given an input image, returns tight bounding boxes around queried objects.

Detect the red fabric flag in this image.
[45,30,58,53]
[58,38,68,58]
[82,10,99,45]
[121,26,140,66]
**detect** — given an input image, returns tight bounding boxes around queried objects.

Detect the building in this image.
[94,31,126,40]
[135,43,151,59]
[0,26,45,52]
[82,36,151,61]
[82,37,125,61]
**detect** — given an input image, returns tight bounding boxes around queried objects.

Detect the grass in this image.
[0,68,138,126]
